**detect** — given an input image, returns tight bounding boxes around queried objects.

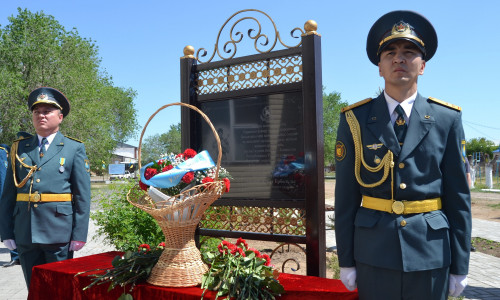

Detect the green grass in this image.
[90,182,110,194]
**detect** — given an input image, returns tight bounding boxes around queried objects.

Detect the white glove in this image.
[3,239,16,251]
[340,267,357,291]
[69,241,86,251]
[449,274,468,297]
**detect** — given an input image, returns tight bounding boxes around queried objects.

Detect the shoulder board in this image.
[16,131,33,139]
[341,98,372,113]
[14,136,31,142]
[64,135,84,143]
[428,97,461,111]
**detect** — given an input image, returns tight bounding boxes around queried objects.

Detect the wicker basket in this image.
[127,102,226,287]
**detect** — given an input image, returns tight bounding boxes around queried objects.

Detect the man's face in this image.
[378,40,426,88]
[32,103,63,136]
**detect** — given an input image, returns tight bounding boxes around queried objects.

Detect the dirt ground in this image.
[246,181,500,279]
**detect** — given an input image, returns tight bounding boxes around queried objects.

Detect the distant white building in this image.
[111,142,138,164]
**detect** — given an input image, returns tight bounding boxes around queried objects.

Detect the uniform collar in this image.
[384,90,417,125]
[37,132,58,147]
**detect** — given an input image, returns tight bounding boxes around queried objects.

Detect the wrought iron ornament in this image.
[196,55,303,95]
[183,9,319,63]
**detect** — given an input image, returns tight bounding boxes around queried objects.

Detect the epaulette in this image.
[65,135,84,143]
[16,131,33,139]
[14,136,31,142]
[428,97,461,111]
[341,98,372,113]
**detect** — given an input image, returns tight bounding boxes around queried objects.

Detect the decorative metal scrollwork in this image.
[196,54,303,95]
[195,9,306,63]
[270,243,307,273]
[200,206,306,235]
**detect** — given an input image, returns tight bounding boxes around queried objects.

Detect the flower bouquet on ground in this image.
[77,243,166,299]
[201,238,284,300]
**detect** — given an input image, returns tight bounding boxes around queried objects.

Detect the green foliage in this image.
[79,244,164,298]
[140,123,181,165]
[323,89,348,167]
[91,180,164,251]
[328,253,340,279]
[0,8,139,172]
[466,137,498,158]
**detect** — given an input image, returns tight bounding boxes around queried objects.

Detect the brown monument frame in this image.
[179,9,325,277]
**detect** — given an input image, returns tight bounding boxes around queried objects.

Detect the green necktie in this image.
[394,105,407,145]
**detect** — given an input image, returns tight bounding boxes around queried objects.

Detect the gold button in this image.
[400,220,407,227]
[374,158,381,164]
[38,167,42,171]
[36,179,40,183]
[399,163,405,169]
[34,204,38,208]
[400,183,407,189]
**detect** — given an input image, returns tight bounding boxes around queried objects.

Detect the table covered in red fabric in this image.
[28,251,358,300]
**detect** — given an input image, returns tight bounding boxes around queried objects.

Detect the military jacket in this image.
[0,132,91,244]
[334,93,471,275]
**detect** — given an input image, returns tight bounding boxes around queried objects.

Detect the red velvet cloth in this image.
[28,251,358,300]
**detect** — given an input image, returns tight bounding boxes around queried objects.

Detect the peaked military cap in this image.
[366,10,437,65]
[28,87,70,117]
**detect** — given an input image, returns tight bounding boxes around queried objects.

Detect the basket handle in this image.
[138,102,222,180]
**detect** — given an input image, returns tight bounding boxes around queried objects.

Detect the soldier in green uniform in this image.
[0,87,91,288]
[334,11,471,299]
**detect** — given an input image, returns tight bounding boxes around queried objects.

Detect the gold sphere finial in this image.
[183,45,195,57]
[304,20,318,33]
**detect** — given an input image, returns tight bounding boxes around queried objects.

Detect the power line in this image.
[463,120,500,131]
[463,122,498,141]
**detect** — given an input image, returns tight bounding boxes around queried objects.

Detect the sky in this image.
[2,0,500,146]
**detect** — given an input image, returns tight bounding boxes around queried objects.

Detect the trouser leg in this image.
[17,242,71,288]
[357,262,449,300]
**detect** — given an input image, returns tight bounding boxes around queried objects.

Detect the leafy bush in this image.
[91,180,164,251]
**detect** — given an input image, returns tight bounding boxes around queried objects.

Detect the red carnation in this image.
[157,242,166,250]
[139,180,149,191]
[182,172,194,184]
[138,244,151,252]
[236,237,248,249]
[223,178,230,192]
[248,247,262,258]
[262,254,272,266]
[183,149,197,159]
[202,177,214,184]
[144,168,158,180]
[161,164,173,173]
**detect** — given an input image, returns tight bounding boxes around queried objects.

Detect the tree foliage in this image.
[140,123,181,165]
[466,137,498,159]
[323,90,348,167]
[0,8,138,172]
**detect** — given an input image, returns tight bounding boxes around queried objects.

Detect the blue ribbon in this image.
[140,150,215,188]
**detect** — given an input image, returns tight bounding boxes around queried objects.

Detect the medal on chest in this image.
[59,157,65,173]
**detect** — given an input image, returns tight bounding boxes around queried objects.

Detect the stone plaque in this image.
[200,91,304,199]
